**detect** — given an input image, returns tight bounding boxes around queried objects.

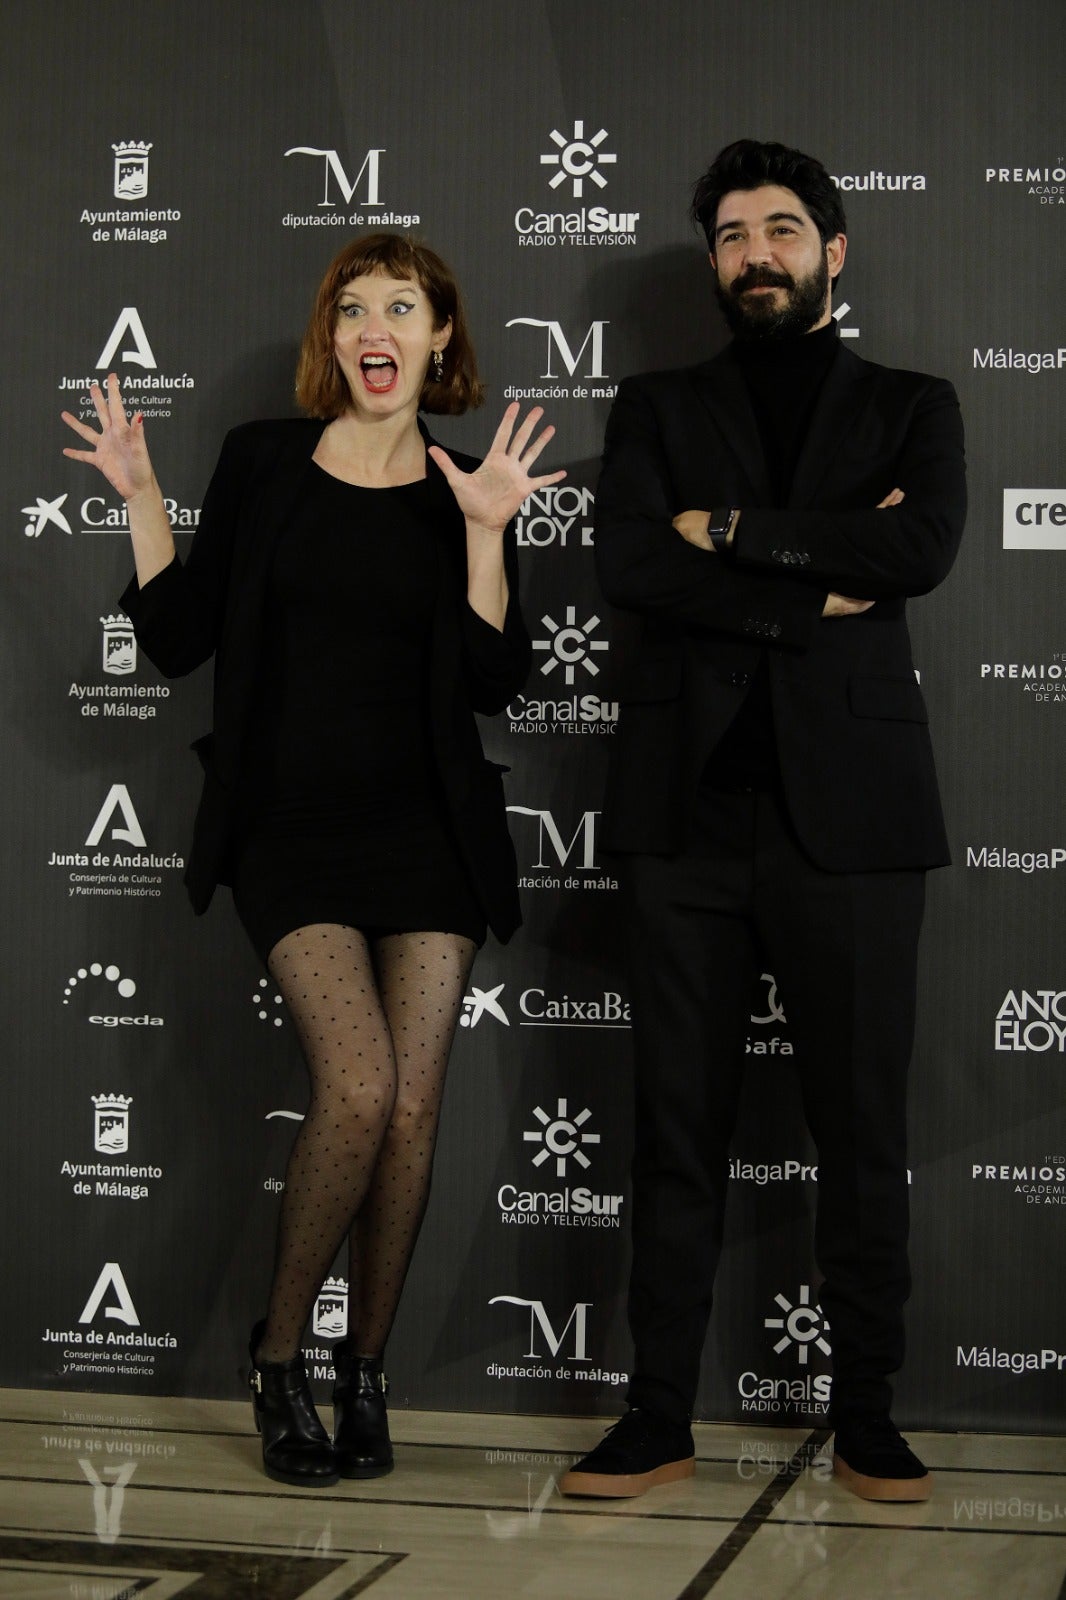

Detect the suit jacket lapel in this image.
[690,352,773,504]
[788,343,873,508]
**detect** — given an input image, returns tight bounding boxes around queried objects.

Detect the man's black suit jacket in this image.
[594,340,966,871]
[120,417,531,938]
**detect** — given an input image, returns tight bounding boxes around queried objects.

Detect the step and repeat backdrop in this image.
[3,1,1063,1435]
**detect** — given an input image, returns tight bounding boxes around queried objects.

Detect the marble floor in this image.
[0,1390,1063,1599]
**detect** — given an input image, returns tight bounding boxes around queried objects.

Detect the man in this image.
[559,139,965,1503]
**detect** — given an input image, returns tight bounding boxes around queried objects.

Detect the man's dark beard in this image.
[714,255,830,340]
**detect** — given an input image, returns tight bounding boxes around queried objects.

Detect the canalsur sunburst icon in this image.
[764,1284,831,1366]
[540,120,616,198]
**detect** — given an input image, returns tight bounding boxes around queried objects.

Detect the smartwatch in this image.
[707,507,738,557]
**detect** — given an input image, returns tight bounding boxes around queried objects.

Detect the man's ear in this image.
[826,233,847,282]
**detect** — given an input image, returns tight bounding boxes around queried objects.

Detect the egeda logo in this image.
[62,963,163,1029]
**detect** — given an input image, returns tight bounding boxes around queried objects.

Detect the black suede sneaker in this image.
[558,1408,695,1498]
[832,1412,932,1501]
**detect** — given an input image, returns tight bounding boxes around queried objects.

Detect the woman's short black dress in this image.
[230,464,486,962]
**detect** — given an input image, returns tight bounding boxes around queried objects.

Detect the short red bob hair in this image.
[295,232,485,418]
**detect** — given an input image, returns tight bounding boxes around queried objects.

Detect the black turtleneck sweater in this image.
[702,320,839,791]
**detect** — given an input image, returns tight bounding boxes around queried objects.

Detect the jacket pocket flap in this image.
[849,674,928,723]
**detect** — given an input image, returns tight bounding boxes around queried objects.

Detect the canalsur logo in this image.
[513,119,637,250]
[78,140,181,245]
[994,989,1066,1052]
[524,1099,599,1176]
[532,605,609,685]
[765,1285,832,1367]
[985,159,1065,206]
[460,982,509,1028]
[980,655,1066,705]
[57,307,196,423]
[312,1277,348,1339]
[737,1286,832,1417]
[22,492,72,539]
[504,316,614,402]
[282,143,419,230]
[500,1103,621,1231]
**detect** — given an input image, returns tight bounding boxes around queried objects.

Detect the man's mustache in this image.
[730,266,793,295]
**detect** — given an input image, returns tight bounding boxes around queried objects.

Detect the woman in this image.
[62,233,563,1488]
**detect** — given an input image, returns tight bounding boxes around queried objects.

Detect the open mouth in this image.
[360,354,398,393]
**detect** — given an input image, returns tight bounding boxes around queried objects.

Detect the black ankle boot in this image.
[332,1341,393,1479]
[248,1321,338,1487]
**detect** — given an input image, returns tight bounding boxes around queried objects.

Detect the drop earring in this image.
[432,350,444,381]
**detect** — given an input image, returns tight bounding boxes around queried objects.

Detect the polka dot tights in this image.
[254,924,475,1365]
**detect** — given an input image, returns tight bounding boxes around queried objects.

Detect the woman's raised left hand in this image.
[428,403,565,533]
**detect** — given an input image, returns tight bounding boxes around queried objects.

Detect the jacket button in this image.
[730,670,750,687]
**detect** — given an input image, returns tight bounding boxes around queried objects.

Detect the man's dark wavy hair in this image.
[691,139,847,253]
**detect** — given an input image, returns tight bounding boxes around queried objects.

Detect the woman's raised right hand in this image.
[61,373,156,501]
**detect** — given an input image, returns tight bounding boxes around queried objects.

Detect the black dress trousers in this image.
[622,783,926,1427]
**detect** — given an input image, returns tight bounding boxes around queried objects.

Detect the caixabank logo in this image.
[48,783,184,901]
[487,1295,627,1390]
[513,119,639,250]
[460,978,630,1030]
[58,1093,163,1203]
[994,989,1066,1052]
[79,139,181,244]
[282,143,419,230]
[737,1284,832,1418]
[42,1261,177,1381]
[58,306,196,423]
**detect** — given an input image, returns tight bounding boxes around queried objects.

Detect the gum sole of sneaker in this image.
[558,1455,695,1498]
[833,1456,932,1502]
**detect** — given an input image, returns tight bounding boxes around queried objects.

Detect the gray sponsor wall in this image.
[4,0,1064,1435]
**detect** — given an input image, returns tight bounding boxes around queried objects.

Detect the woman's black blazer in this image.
[119,417,531,941]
